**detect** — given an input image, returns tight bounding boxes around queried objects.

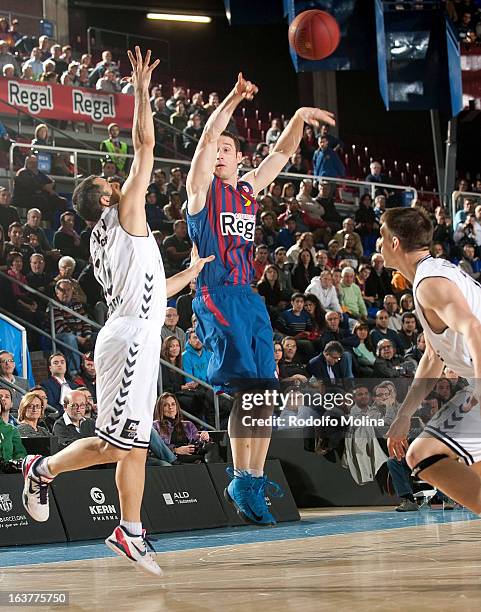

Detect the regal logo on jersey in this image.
[220,212,256,241]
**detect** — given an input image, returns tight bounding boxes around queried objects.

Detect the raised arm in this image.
[118,47,160,236]
[186,73,258,215]
[243,107,335,196]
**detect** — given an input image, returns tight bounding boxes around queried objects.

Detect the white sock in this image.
[120,520,142,537]
[247,468,263,478]
[34,457,54,480]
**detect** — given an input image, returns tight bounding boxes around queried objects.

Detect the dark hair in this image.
[6,251,22,267]
[381,207,433,252]
[48,352,66,366]
[304,293,326,333]
[161,335,183,368]
[60,211,75,223]
[220,130,241,153]
[291,292,305,301]
[8,221,22,233]
[402,312,417,322]
[154,392,184,439]
[324,341,343,356]
[72,175,104,222]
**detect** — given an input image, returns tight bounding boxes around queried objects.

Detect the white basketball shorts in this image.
[422,388,481,465]
[94,316,161,451]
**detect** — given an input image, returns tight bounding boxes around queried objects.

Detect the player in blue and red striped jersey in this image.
[187,72,335,525]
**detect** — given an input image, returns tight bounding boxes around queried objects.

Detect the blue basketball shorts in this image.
[192,285,278,394]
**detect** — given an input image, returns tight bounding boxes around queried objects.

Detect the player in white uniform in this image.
[382,207,481,514]
[21,48,213,575]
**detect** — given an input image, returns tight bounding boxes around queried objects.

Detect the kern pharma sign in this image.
[0,77,134,128]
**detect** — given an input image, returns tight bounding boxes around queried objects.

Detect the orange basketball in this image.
[288,9,341,61]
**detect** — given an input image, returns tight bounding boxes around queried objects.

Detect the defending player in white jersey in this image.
[21,48,213,576]
[383,207,481,513]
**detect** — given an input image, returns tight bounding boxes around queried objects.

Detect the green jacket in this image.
[100,139,128,172]
[340,282,367,318]
[0,419,27,461]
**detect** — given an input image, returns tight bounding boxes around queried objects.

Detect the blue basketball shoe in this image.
[250,474,284,526]
[224,468,281,526]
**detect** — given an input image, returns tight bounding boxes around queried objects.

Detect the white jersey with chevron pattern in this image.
[413,255,481,379]
[90,206,166,325]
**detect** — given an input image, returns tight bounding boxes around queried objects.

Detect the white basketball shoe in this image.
[105,525,163,576]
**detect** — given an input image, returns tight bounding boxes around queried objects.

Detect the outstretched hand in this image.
[189,243,215,275]
[234,72,259,101]
[125,46,160,90]
[386,416,411,460]
[296,107,336,129]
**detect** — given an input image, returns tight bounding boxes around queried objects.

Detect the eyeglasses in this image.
[0,358,14,364]
[69,403,86,409]
[26,405,42,411]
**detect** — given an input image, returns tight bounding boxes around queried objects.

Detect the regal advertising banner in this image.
[0,77,135,129]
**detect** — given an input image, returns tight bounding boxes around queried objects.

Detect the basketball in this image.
[288,9,341,61]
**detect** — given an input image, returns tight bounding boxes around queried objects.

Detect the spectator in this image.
[153,392,210,463]
[53,212,83,260]
[356,263,375,305]
[312,135,345,178]
[333,218,363,259]
[432,206,453,253]
[0,350,30,412]
[453,196,476,230]
[387,456,420,512]
[300,124,317,163]
[163,219,191,276]
[40,69,57,84]
[296,180,326,221]
[351,385,372,416]
[278,198,329,238]
[365,253,392,306]
[99,159,118,180]
[326,239,340,268]
[286,232,317,265]
[31,123,50,149]
[12,154,67,223]
[370,309,404,355]
[306,269,342,313]
[458,243,480,280]
[170,99,188,135]
[0,39,19,76]
[22,208,52,252]
[337,234,360,270]
[273,246,293,293]
[383,294,402,332]
[26,253,50,294]
[16,392,51,437]
[100,123,128,176]
[163,191,183,221]
[275,215,297,250]
[278,337,308,385]
[265,117,283,145]
[0,186,20,235]
[166,166,187,200]
[51,255,86,303]
[355,194,378,242]
[52,389,95,448]
[397,312,418,353]
[373,195,386,221]
[252,244,269,282]
[340,267,367,320]
[320,310,359,351]
[2,63,15,78]
[303,293,327,341]
[51,279,93,375]
[183,113,203,158]
[372,339,404,378]
[96,68,121,93]
[145,190,167,231]
[182,329,213,384]
[453,212,479,247]
[291,249,318,293]
[365,161,390,198]
[88,50,118,86]
[0,387,17,426]
[286,151,308,175]
[257,264,290,317]
[41,352,79,414]
[307,340,354,388]
[399,293,414,315]
[0,392,26,463]
[72,352,97,402]
[4,222,34,268]
[260,212,278,252]
[44,44,67,78]
[161,307,186,350]
[38,35,51,61]
[352,321,376,373]
[148,168,169,207]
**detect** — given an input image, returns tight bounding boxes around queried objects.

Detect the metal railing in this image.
[0,376,58,418]
[8,142,417,208]
[450,190,481,223]
[87,26,170,71]
[0,271,222,430]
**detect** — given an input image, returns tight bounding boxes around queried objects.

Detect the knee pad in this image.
[411,453,450,479]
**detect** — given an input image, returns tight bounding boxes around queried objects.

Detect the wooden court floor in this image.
[2,508,481,611]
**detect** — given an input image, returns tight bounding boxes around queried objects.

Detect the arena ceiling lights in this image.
[146,13,212,23]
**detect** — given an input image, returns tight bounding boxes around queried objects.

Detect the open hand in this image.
[190,242,215,274]
[386,415,410,460]
[126,46,160,91]
[296,107,335,128]
[234,72,258,101]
